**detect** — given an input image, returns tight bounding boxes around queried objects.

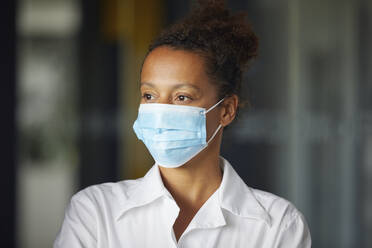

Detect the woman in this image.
[54,0,311,247]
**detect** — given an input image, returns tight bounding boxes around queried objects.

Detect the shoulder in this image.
[248,188,311,246]
[70,177,144,212]
[55,178,147,247]
[249,188,308,229]
[219,157,308,231]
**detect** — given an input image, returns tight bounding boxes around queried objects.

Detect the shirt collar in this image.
[218,157,271,226]
[115,156,271,226]
[115,162,170,221]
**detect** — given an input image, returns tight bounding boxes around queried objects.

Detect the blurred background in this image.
[2,0,372,247]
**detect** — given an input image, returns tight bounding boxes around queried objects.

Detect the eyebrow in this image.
[140,82,201,91]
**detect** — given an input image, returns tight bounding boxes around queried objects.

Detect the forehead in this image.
[141,46,211,87]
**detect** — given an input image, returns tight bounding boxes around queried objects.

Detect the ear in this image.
[220,94,239,127]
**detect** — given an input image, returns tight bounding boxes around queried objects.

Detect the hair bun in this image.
[183,0,259,68]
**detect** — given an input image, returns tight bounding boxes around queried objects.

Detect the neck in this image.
[158,133,223,209]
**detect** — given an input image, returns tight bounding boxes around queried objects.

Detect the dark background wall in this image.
[1,0,16,247]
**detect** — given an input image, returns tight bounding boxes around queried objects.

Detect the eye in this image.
[176,95,192,102]
[142,93,154,101]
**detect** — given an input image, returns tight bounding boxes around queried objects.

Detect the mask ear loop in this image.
[205,98,225,114]
[205,98,225,143]
[207,124,223,143]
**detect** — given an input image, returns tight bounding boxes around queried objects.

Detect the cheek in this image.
[205,109,221,139]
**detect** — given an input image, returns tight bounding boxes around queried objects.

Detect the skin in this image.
[140,46,238,241]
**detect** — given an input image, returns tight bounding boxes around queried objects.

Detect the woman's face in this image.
[140,46,223,139]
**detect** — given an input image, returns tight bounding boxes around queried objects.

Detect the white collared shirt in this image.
[54,157,311,248]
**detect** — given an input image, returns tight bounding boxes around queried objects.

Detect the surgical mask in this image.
[133,98,224,168]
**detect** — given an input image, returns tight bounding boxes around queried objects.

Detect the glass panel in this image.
[16,0,80,247]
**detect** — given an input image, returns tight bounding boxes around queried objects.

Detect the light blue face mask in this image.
[133,98,224,168]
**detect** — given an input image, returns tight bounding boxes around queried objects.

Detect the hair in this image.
[146,0,258,114]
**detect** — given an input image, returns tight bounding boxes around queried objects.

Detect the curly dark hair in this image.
[146,0,258,111]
